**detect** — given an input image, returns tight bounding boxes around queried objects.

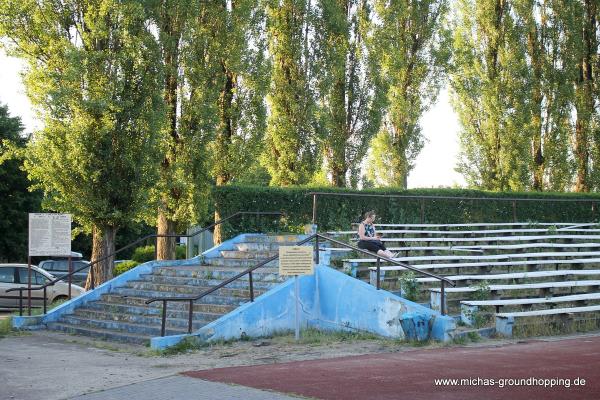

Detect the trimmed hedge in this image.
[213,185,600,240]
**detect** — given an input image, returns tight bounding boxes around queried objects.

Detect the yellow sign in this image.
[279,246,314,276]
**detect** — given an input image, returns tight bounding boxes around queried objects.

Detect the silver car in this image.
[0,263,86,310]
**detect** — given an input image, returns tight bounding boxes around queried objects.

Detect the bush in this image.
[131,245,187,264]
[114,260,140,276]
[131,245,155,263]
[212,185,600,241]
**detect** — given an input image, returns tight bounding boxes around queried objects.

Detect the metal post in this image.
[440,281,446,316]
[314,235,319,265]
[19,288,23,316]
[154,237,158,260]
[68,255,72,299]
[90,263,95,290]
[420,199,425,224]
[249,271,254,302]
[295,275,300,341]
[376,257,381,290]
[188,300,193,334]
[512,200,517,222]
[161,300,167,337]
[43,287,47,314]
[27,256,31,316]
[312,194,317,225]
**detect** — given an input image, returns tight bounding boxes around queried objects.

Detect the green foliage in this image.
[399,271,420,302]
[131,245,186,263]
[132,246,156,264]
[369,0,451,188]
[0,103,42,262]
[262,0,318,185]
[451,0,599,192]
[114,260,140,276]
[313,0,385,187]
[213,184,600,239]
[472,280,491,301]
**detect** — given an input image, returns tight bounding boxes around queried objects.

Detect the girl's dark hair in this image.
[364,210,376,219]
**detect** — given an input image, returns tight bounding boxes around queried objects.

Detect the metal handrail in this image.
[8,211,284,316]
[147,232,456,337]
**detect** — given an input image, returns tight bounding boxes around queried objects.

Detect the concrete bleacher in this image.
[331,221,600,338]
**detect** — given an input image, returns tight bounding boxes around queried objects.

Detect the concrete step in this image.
[57,314,188,337]
[71,308,218,329]
[123,281,268,298]
[151,265,282,281]
[137,274,278,290]
[220,250,279,259]
[111,288,250,306]
[243,235,305,243]
[47,322,152,345]
[204,257,279,268]
[98,295,236,314]
[235,242,301,251]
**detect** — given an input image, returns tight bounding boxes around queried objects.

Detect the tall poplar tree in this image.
[369,0,450,188]
[0,0,164,285]
[188,0,269,242]
[263,0,318,186]
[451,0,531,190]
[313,0,384,187]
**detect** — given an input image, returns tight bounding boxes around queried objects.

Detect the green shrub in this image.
[131,245,187,264]
[399,271,420,302]
[212,185,600,241]
[114,260,140,276]
[131,245,155,263]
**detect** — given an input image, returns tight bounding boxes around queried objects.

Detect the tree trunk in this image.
[85,225,117,290]
[156,206,177,260]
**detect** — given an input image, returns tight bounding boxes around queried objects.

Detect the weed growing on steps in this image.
[399,271,420,302]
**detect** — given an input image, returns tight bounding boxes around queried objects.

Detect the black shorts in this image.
[357,240,386,253]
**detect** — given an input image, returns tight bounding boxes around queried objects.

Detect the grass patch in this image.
[0,316,13,338]
[270,327,382,345]
[11,298,70,317]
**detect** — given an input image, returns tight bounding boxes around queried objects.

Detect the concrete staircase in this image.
[46,235,301,345]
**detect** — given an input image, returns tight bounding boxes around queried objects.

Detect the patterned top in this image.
[362,222,375,238]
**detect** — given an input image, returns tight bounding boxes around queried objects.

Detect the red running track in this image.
[183,335,600,400]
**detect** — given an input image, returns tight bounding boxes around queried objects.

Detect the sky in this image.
[0,49,466,188]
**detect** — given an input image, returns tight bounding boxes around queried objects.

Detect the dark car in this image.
[38,259,90,286]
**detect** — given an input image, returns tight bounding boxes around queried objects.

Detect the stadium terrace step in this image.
[461,293,600,325]
[45,235,301,344]
[495,305,600,337]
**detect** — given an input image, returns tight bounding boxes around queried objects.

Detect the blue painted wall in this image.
[152,265,456,349]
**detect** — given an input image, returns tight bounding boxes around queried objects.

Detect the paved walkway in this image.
[184,335,600,400]
[67,376,299,400]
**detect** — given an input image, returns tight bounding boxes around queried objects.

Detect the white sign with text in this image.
[28,213,72,256]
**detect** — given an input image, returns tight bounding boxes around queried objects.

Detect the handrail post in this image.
[161,300,167,337]
[312,194,317,225]
[91,264,95,290]
[376,257,381,290]
[249,271,254,302]
[154,237,158,260]
[43,287,47,314]
[68,256,72,299]
[440,281,446,316]
[314,235,320,265]
[188,300,193,334]
[19,288,23,316]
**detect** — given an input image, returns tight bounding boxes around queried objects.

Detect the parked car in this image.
[38,259,90,286]
[0,263,86,310]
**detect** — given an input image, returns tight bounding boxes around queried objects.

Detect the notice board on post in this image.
[279,246,314,276]
[28,213,72,256]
